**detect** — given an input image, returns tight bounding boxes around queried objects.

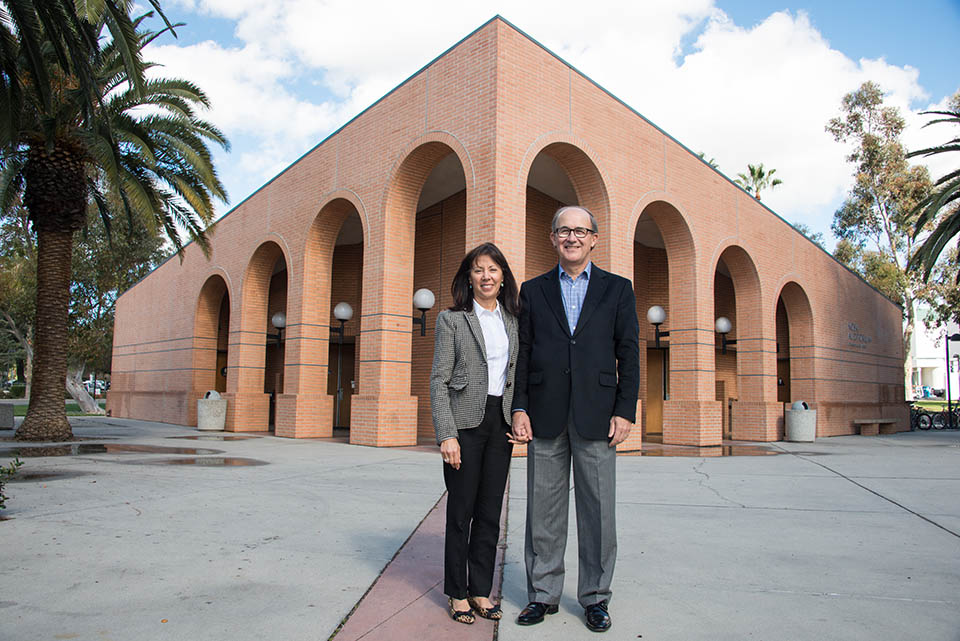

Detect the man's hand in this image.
[511,410,533,443]
[440,438,462,470]
[608,415,632,447]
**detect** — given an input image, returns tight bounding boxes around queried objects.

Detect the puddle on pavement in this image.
[166,435,261,441]
[8,470,94,482]
[621,444,781,457]
[0,444,222,458]
[120,457,268,466]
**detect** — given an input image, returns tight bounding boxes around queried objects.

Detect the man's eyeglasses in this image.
[554,226,594,239]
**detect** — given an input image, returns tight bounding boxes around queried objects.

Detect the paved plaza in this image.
[2,417,959,640]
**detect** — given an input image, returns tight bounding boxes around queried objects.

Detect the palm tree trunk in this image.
[16,228,75,441]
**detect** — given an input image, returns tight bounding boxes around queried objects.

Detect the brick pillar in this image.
[351,173,421,447]
[274,272,334,438]
[350,277,419,445]
[273,235,333,438]
[223,243,281,432]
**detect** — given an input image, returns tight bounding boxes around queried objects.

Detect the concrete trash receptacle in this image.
[0,403,13,429]
[785,401,816,442]
[197,391,226,431]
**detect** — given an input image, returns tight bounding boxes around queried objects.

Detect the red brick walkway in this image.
[332,487,507,641]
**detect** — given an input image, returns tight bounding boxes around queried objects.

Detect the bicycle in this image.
[931,406,960,430]
[910,404,932,430]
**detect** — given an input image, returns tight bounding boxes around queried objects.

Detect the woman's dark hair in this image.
[448,242,520,317]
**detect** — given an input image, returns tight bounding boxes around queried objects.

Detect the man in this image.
[511,205,639,633]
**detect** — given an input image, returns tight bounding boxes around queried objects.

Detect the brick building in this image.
[107,17,907,447]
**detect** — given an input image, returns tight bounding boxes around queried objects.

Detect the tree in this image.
[916,246,960,329]
[734,163,782,200]
[1,7,228,441]
[907,91,960,280]
[67,208,168,411]
[0,203,35,397]
[826,81,933,379]
[792,222,825,249]
[697,151,719,169]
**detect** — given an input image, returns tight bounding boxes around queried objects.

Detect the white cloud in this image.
[153,0,949,243]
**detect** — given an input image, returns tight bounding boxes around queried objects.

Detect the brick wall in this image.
[108,17,906,444]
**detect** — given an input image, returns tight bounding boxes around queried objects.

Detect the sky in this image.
[139,0,960,250]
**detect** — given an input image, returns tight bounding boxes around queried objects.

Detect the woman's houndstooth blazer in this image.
[429,307,519,444]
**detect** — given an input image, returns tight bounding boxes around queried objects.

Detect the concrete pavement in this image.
[2,418,959,641]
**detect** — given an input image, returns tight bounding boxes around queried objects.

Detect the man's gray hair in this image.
[551,206,599,233]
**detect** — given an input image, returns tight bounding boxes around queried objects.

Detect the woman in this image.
[430,242,521,624]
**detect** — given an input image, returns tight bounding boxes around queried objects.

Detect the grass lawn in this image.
[912,400,958,410]
[12,401,106,417]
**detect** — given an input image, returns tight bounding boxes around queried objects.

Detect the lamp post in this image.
[646,306,669,399]
[946,333,960,429]
[267,311,286,344]
[715,316,737,354]
[647,305,669,348]
[413,289,435,336]
[330,302,353,429]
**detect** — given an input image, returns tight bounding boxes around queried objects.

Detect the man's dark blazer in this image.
[512,264,640,440]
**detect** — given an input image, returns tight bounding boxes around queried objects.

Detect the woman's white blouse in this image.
[473,299,509,396]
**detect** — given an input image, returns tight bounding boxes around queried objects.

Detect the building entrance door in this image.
[646,348,666,437]
[327,340,355,429]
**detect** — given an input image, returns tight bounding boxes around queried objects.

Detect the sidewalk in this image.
[2,419,959,641]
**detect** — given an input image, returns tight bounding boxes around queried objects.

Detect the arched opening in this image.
[712,245,763,440]
[634,215,669,439]
[215,294,229,393]
[328,210,363,435]
[265,255,288,430]
[777,282,815,418]
[230,240,288,432]
[713,257,737,439]
[192,274,230,423]
[413,150,468,442]
[354,136,471,447]
[524,143,610,278]
[295,196,368,439]
[632,200,697,444]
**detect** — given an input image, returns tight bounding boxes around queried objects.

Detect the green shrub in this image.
[0,458,23,510]
[8,384,25,399]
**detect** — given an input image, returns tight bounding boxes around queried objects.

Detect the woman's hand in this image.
[440,437,462,470]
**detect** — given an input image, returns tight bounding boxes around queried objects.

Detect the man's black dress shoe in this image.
[517,601,559,625]
[584,600,611,632]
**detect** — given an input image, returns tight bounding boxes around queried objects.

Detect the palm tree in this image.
[907,93,960,280]
[1,10,228,441]
[735,163,783,201]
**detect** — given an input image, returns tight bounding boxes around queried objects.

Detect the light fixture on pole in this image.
[413,289,435,336]
[946,333,960,429]
[330,302,353,429]
[715,316,736,354]
[646,306,669,348]
[646,306,669,400]
[268,311,286,345]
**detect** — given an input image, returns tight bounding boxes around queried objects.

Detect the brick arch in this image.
[712,243,764,371]
[378,138,470,303]
[775,280,816,405]
[190,273,232,422]
[350,136,470,447]
[516,132,612,220]
[273,195,368,438]
[521,139,612,276]
[712,243,777,441]
[631,197,706,445]
[222,239,291,431]
[303,195,367,329]
[240,239,291,338]
[380,131,475,220]
[631,196,698,330]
